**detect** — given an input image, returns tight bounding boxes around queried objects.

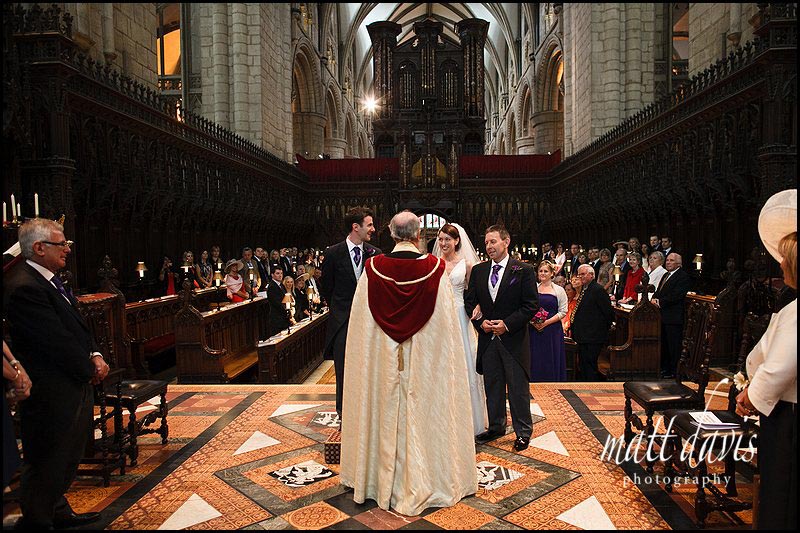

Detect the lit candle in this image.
[217,261,223,270]
[17,203,21,219]
[138,268,145,279]
[2,202,5,223]
[34,193,39,217]
[10,194,15,218]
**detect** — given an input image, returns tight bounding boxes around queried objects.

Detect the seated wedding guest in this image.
[554,242,566,274]
[240,247,261,293]
[627,237,641,256]
[180,250,200,289]
[269,249,281,273]
[196,250,214,288]
[282,276,298,325]
[597,248,614,293]
[640,243,652,271]
[616,252,644,304]
[650,234,662,252]
[661,236,674,257]
[224,259,250,303]
[735,189,796,531]
[645,251,666,298]
[294,276,310,320]
[159,255,178,295]
[267,267,290,336]
[210,245,224,272]
[611,247,631,298]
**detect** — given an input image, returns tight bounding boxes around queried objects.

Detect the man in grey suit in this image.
[320,207,381,416]
[465,225,538,451]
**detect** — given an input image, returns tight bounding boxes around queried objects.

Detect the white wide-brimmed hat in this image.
[758,189,797,262]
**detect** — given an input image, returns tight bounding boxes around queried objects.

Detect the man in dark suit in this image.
[568,243,581,276]
[649,235,663,253]
[4,218,109,529]
[465,225,538,451]
[266,266,290,336]
[279,248,294,278]
[652,252,692,378]
[254,247,271,291]
[570,264,615,381]
[320,206,381,416]
[588,246,602,277]
[661,236,675,258]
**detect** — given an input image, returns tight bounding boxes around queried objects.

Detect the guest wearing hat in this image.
[735,188,796,530]
[224,259,250,303]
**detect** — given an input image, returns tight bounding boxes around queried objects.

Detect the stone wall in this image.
[688,3,760,76]
[259,3,293,160]
[64,2,157,87]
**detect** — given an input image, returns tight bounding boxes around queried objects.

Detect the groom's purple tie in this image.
[352,246,361,267]
[491,264,502,287]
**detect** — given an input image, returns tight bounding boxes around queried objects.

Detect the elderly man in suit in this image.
[465,224,538,451]
[570,264,615,381]
[652,252,692,378]
[320,206,381,417]
[4,218,110,529]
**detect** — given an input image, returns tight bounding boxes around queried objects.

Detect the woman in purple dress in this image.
[529,261,569,381]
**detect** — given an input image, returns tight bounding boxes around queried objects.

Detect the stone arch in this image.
[496,129,505,155]
[344,112,356,157]
[323,83,346,158]
[516,79,535,154]
[292,40,324,158]
[532,38,564,155]
[506,111,517,154]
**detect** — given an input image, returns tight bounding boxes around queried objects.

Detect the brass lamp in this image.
[181,259,191,274]
[565,262,572,276]
[306,286,315,320]
[248,267,255,300]
[213,270,224,311]
[135,261,147,302]
[693,254,704,273]
[282,293,293,334]
[612,264,623,302]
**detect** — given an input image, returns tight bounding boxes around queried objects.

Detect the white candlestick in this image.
[11,196,16,219]
[17,203,21,219]
[2,202,6,223]
[34,193,39,217]
[139,269,145,278]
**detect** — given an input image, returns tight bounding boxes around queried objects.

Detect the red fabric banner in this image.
[366,254,445,344]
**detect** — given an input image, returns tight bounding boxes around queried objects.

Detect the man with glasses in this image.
[4,218,109,529]
[569,265,615,381]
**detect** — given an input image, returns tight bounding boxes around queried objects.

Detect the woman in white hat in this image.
[224,259,250,303]
[735,188,796,530]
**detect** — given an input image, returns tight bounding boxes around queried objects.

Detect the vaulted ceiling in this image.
[333,3,536,111]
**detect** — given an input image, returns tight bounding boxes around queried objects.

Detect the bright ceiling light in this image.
[364,96,377,114]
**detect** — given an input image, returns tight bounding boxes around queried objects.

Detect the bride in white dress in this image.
[434,223,489,436]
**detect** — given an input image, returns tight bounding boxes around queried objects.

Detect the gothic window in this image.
[439,60,460,109]
[398,62,417,109]
[156,4,199,114]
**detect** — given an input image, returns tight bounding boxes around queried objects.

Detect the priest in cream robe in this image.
[340,211,477,516]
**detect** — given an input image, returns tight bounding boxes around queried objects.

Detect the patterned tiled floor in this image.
[3,382,756,530]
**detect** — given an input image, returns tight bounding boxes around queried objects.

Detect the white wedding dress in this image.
[449,259,489,436]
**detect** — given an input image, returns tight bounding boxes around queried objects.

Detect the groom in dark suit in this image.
[465,225,538,451]
[320,206,381,416]
[4,218,109,529]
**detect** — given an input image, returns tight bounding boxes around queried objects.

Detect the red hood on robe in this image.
[365,254,445,344]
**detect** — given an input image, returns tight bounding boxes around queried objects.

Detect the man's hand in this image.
[651,298,660,308]
[491,320,508,336]
[481,320,494,333]
[90,355,110,385]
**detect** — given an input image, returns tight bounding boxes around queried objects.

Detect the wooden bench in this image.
[174,293,268,383]
[125,287,219,377]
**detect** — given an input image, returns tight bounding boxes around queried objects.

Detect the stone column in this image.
[211,3,229,128]
[531,111,563,155]
[324,137,347,159]
[516,137,536,155]
[230,3,248,137]
[293,111,326,158]
[101,4,116,63]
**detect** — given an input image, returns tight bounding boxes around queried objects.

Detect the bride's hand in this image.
[471,304,482,321]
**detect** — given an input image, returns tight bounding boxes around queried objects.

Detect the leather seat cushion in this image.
[624,381,700,404]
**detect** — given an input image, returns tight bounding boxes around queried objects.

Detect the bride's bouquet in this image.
[531,307,549,326]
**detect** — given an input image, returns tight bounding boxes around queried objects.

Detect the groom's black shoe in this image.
[475,431,504,445]
[513,436,530,451]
